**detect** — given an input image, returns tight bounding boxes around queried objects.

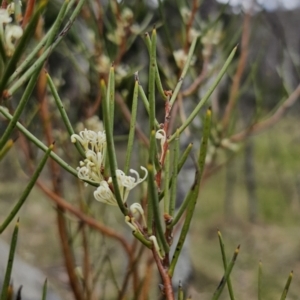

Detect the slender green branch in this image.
[280,271,293,300]
[168,47,237,143]
[138,84,160,128]
[44,0,69,50]
[108,66,115,133]
[149,28,157,132]
[169,36,198,107]
[8,0,77,85]
[169,130,179,217]
[143,32,167,101]
[0,139,13,161]
[147,130,156,235]
[132,231,152,248]
[163,149,170,213]
[124,76,139,175]
[8,0,87,96]
[101,80,128,215]
[0,107,97,185]
[169,108,211,277]
[147,163,169,254]
[168,182,194,228]
[159,143,193,201]
[158,0,174,53]
[100,80,110,177]
[0,2,46,96]
[178,282,184,300]
[42,279,48,300]
[218,231,235,300]
[0,145,53,233]
[211,245,240,300]
[0,220,19,300]
[46,72,85,157]
[0,68,41,151]
[0,37,6,65]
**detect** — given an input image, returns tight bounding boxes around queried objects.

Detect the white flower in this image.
[77,155,104,184]
[156,129,167,159]
[121,8,133,26]
[71,129,106,153]
[76,116,104,133]
[108,167,148,203]
[72,129,107,184]
[130,203,146,227]
[5,25,23,55]
[188,28,200,43]
[95,54,110,74]
[116,64,129,79]
[220,139,239,152]
[7,3,15,15]
[0,9,12,38]
[94,181,117,206]
[180,7,191,24]
[130,24,141,35]
[173,49,188,69]
[77,166,90,184]
[72,129,148,206]
[0,9,12,25]
[107,23,125,45]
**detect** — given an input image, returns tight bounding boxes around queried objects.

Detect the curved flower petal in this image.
[155,129,167,157]
[5,24,23,55]
[94,181,117,206]
[130,203,146,227]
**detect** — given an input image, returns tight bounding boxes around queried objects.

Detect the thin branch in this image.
[152,248,174,300]
[22,0,35,28]
[36,180,132,257]
[230,83,300,142]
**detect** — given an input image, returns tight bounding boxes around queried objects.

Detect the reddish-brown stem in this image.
[85,92,102,118]
[118,243,145,300]
[183,0,200,53]
[95,2,104,36]
[22,0,36,28]
[152,248,174,300]
[182,46,212,97]
[36,180,132,257]
[1,0,8,9]
[114,20,132,65]
[230,83,300,142]
[57,211,84,300]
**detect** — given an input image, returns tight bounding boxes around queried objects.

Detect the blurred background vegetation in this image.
[1,0,300,299]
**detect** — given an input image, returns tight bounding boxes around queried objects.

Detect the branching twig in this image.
[230,83,300,142]
[36,180,132,257]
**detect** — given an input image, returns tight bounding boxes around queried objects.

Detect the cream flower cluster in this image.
[0,4,23,56]
[71,129,148,206]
